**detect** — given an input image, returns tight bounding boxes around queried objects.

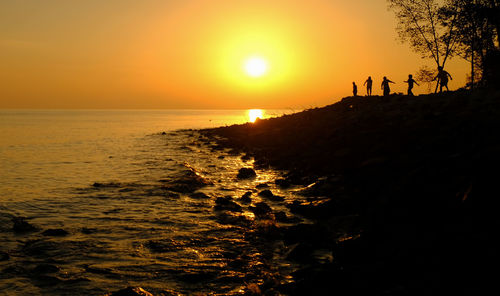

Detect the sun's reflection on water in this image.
[247,109,264,123]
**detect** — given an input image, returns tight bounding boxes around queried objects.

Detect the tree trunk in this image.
[471,43,475,90]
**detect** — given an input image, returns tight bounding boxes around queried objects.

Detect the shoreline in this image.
[201,89,500,294]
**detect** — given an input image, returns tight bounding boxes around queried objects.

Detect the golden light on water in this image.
[248,109,264,122]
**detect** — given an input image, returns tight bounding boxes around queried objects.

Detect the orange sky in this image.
[0,0,469,109]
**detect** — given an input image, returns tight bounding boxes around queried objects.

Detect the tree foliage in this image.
[388,0,458,69]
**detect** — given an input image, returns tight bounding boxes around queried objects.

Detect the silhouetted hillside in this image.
[203,90,500,295]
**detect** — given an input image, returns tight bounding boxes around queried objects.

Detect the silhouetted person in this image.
[352,82,358,96]
[404,74,419,96]
[435,66,452,92]
[381,76,395,96]
[364,76,373,96]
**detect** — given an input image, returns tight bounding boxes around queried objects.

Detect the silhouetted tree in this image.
[388,0,459,92]
[417,65,437,92]
[441,0,500,88]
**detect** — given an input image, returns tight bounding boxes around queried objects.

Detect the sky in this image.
[0,0,469,109]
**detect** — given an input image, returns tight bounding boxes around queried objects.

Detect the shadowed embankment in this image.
[202,90,500,295]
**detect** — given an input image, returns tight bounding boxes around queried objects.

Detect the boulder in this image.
[12,217,37,233]
[42,229,69,237]
[162,169,212,193]
[214,196,242,212]
[250,202,273,217]
[189,192,210,199]
[258,190,285,201]
[237,168,257,179]
[239,191,252,203]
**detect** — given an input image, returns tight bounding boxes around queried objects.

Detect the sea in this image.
[0,109,310,295]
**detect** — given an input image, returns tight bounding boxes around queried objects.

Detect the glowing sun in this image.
[244,57,268,77]
[248,109,264,122]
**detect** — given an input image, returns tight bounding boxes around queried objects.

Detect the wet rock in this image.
[12,217,37,233]
[214,196,242,212]
[215,212,252,227]
[241,154,252,161]
[42,229,69,237]
[107,287,154,296]
[32,264,60,274]
[217,155,225,159]
[0,251,9,261]
[32,275,63,287]
[258,190,285,201]
[249,202,273,217]
[275,178,292,188]
[162,169,212,193]
[274,211,302,223]
[237,168,257,179]
[240,191,252,203]
[286,199,334,218]
[92,182,121,188]
[256,183,269,189]
[189,192,210,199]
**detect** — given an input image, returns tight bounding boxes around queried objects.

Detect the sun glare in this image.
[244,57,268,77]
[248,109,264,122]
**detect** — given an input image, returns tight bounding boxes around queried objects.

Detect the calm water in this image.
[0,109,305,295]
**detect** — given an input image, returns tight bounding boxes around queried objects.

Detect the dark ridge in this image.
[202,89,500,294]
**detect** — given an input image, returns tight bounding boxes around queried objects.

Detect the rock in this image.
[286,199,334,218]
[241,154,252,161]
[256,183,269,189]
[12,217,37,233]
[0,251,9,261]
[217,155,225,159]
[189,192,210,199]
[32,264,60,274]
[237,168,257,179]
[42,229,69,237]
[240,191,252,203]
[250,202,273,217]
[275,178,292,188]
[214,196,242,212]
[162,169,212,193]
[258,190,285,201]
[107,287,154,296]
[274,211,302,223]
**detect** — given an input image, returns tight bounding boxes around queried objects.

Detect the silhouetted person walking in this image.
[352,82,358,96]
[404,74,419,96]
[364,76,373,96]
[435,66,452,92]
[381,76,395,96]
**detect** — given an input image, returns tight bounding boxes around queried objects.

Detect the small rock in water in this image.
[0,251,9,261]
[214,196,242,212]
[275,178,292,188]
[250,202,273,217]
[189,192,210,199]
[12,217,37,233]
[32,264,60,274]
[240,191,252,203]
[256,183,269,189]
[42,229,69,237]
[107,286,155,296]
[258,190,285,201]
[237,168,257,179]
[217,155,225,159]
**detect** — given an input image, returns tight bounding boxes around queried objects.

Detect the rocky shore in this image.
[201,89,500,295]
